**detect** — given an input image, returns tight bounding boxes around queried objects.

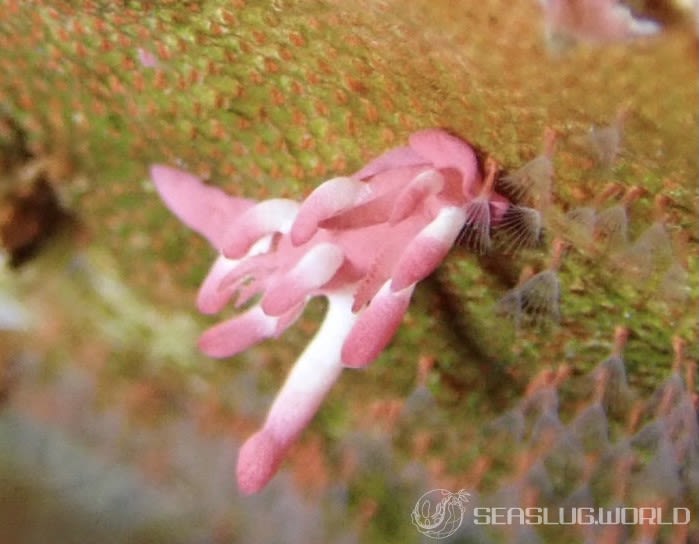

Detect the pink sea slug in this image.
[539,0,660,47]
[150,129,516,494]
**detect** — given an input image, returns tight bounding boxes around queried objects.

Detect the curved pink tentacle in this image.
[341,282,415,368]
[221,199,299,259]
[390,206,466,291]
[150,165,254,248]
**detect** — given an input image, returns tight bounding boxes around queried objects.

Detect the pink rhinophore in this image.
[150,129,516,494]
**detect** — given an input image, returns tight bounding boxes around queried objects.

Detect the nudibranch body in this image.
[150,129,517,494]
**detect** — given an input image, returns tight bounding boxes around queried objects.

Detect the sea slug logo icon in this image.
[411,489,470,539]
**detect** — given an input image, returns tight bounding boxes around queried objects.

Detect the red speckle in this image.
[255,139,270,156]
[292,109,306,126]
[307,16,321,31]
[222,11,237,26]
[18,93,33,110]
[290,80,304,95]
[239,40,253,55]
[289,31,306,47]
[51,47,63,62]
[108,75,125,95]
[317,59,332,74]
[381,128,396,144]
[345,112,356,135]
[327,13,341,27]
[157,42,171,61]
[92,100,106,117]
[269,164,282,179]
[95,62,110,77]
[334,89,349,105]
[252,30,266,45]
[118,33,132,49]
[279,47,293,61]
[300,133,315,150]
[126,99,138,118]
[154,71,168,90]
[314,100,329,117]
[312,162,327,177]
[344,75,366,94]
[292,163,305,179]
[306,70,320,86]
[270,87,285,106]
[6,0,19,14]
[249,163,263,181]
[332,156,347,172]
[31,26,45,44]
[364,101,379,123]
[93,17,107,33]
[274,138,288,153]
[73,19,85,36]
[100,37,112,53]
[222,163,237,177]
[210,120,226,140]
[346,34,361,47]
[264,58,280,74]
[398,112,416,130]
[214,92,227,110]
[410,97,423,113]
[121,57,136,71]
[249,70,264,85]
[232,141,247,157]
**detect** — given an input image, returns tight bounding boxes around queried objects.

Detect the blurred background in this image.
[0,1,697,542]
